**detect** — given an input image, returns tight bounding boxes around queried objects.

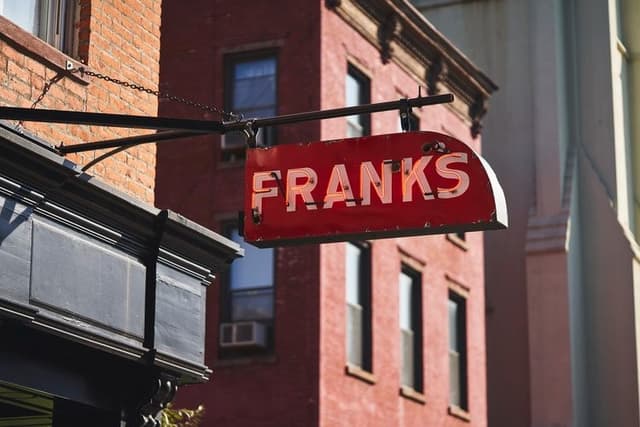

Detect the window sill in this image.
[214,354,278,368]
[399,386,426,404]
[0,15,89,85]
[448,405,471,422]
[446,233,468,251]
[345,364,376,384]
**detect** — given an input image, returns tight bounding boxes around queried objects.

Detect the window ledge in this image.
[448,405,471,422]
[399,386,426,404]
[214,354,278,368]
[446,233,468,251]
[345,364,376,384]
[0,15,89,85]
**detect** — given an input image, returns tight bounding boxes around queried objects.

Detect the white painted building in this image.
[412,1,640,426]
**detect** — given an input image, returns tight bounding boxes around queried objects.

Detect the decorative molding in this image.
[448,404,471,422]
[0,297,38,322]
[378,13,402,64]
[345,363,377,384]
[155,351,212,383]
[426,55,447,95]
[445,273,470,298]
[446,232,468,251]
[325,0,342,9]
[328,0,497,137]
[468,94,487,139]
[525,210,570,254]
[399,386,426,404]
[129,373,178,427]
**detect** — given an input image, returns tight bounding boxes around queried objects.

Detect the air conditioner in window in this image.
[219,321,267,348]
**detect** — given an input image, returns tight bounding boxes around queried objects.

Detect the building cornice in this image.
[326,0,497,137]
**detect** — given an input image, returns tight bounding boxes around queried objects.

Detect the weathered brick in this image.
[157,2,487,427]
[0,0,161,204]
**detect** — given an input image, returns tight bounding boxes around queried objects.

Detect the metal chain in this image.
[14,72,66,129]
[31,73,65,109]
[70,67,240,121]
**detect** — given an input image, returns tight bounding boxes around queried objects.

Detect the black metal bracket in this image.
[243,119,258,148]
[399,97,411,132]
[0,93,453,156]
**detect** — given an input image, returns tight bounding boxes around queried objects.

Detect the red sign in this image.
[244,131,507,247]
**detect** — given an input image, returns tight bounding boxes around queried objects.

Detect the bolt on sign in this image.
[244,131,507,247]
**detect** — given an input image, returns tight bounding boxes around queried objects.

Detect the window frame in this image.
[448,290,469,412]
[345,63,371,137]
[345,241,373,375]
[222,50,278,162]
[399,264,424,393]
[0,0,76,55]
[218,221,277,357]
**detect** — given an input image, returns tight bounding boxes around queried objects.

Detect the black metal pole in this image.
[0,93,453,154]
[0,107,224,131]
[58,129,206,154]
[222,93,454,131]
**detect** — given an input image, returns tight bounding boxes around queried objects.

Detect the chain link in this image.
[70,67,240,121]
[31,73,65,109]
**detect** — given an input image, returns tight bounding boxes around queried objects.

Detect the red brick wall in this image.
[0,0,161,203]
[157,1,323,426]
[157,1,487,426]
[318,9,486,427]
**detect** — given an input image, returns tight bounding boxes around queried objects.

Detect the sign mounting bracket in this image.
[0,93,453,156]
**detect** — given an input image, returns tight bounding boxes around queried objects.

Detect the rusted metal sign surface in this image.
[244,131,507,247]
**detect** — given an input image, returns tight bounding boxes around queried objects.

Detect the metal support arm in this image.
[0,93,453,155]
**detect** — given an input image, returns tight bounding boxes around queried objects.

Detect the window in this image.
[226,225,274,321]
[345,65,370,137]
[223,53,277,161]
[0,0,76,54]
[220,224,275,354]
[399,266,423,391]
[345,242,372,372]
[449,292,468,410]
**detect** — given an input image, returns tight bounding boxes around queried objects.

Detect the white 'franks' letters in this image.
[252,170,281,214]
[250,153,470,213]
[402,156,434,202]
[361,160,392,205]
[286,168,318,212]
[323,164,356,209]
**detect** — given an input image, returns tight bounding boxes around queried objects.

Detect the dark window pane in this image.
[449,350,461,406]
[400,266,422,391]
[449,293,467,409]
[401,329,415,388]
[1,1,39,34]
[345,65,370,137]
[224,55,277,160]
[399,271,412,331]
[345,242,371,371]
[231,288,274,321]
[0,1,75,54]
[448,299,458,351]
[232,57,276,115]
[347,302,363,366]
[229,228,274,290]
[346,243,362,304]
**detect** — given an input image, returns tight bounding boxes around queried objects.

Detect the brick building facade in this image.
[0,2,241,425]
[0,0,161,203]
[157,1,496,426]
